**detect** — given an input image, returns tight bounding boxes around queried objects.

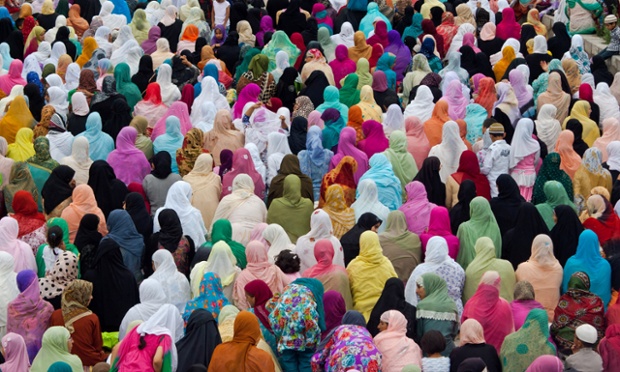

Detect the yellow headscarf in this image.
[356,85,383,122]
[0,96,36,144]
[75,37,98,68]
[129,9,150,44]
[7,128,36,162]
[493,46,515,82]
[23,26,45,55]
[526,9,547,36]
[41,0,55,15]
[563,100,600,147]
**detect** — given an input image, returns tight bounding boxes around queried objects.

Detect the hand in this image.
[253,102,263,109]
[540,60,549,72]
[279,115,285,121]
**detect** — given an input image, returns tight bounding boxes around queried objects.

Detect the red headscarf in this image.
[302,239,347,278]
[181,84,194,114]
[367,20,389,48]
[451,151,491,200]
[244,279,274,332]
[474,77,497,117]
[291,33,306,70]
[579,83,593,103]
[11,190,46,236]
[496,8,521,40]
[143,82,164,105]
[221,148,265,198]
[368,44,384,68]
[127,182,151,214]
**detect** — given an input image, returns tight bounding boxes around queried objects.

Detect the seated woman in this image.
[582,195,620,245]
[30,326,83,371]
[49,279,107,367]
[510,281,545,330]
[500,309,556,372]
[36,219,80,277]
[39,251,78,310]
[374,310,422,371]
[551,271,605,354]
[449,319,502,372]
[11,190,47,253]
[244,279,278,353]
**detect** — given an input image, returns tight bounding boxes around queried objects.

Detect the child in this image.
[421,330,451,372]
[565,324,603,372]
[211,0,229,29]
[480,123,511,197]
[35,225,65,277]
[597,15,620,60]
[274,249,301,282]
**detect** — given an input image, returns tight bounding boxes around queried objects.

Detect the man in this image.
[480,123,511,197]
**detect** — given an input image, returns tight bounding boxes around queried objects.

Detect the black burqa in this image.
[275,67,299,111]
[75,0,101,25]
[52,27,77,60]
[87,160,128,218]
[549,205,584,266]
[366,278,417,339]
[413,156,446,206]
[501,203,550,269]
[0,18,13,44]
[591,55,614,86]
[340,212,382,266]
[565,119,589,157]
[84,239,139,332]
[144,208,195,277]
[450,180,476,235]
[74,213,103,276]
[548,22,571,60]
[278,0,308,36]
[158,19,183,53]
[131,55,154,95]
[302,17,319,46]
[90,76,125,125]
[124,192,153,249]
[299,70,330,108]
[41,165,75,215]
[5,30,23,60]
[24,83,44,121]
[103,97,132,141]
[217,32,241,76]
[176,309,222,372]
[288,117,308,155]
[490,174,525,236]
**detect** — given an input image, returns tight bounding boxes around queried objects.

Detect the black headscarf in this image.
[548,22,571,59]
[267,154,314,206]
[475,52,495,79]
[190,37,208,65]
[591,55,614,86]
[171,55,196,87]
[275,67,298,111]
[459,45,477,77]
[151,151,173,179]
[103,98,132,141]
[74,0,101,25]
[450,180,476,234]
[340,212,382,266]
[549,204,584,266]
[366,277,417,339]
[299,70,330,108]
[52,26,76,60]
[490,174,525,236]
[413,156,445,206]
[501,202,550,269]
[41,165,75,215]
[157,209,184,252]
[395,6,414,35]
[5,30,23,60]
[229,0,248,32]
[131,55,153,95]
[75,214,102,276]
[217,31,241,76]
[302,17,319,45]
[565,119,589,157]
[431,6,444,27]
[475,8,490,32]
[267,0,289,21]
[158,18,183,53]
[0,18,13,44]
[87,160,128,218]
[278,0,308,36]
[190,246,212,272]
[176,309,222,371]
[84,239,139,332]
[124,192,152,243]
[288,117,308,155]
[604,239,620,292]
[218,149,233,179]
[519,25,537,56]
[24,83,45,122]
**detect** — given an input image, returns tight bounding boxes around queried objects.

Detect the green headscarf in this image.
[416,272,458,320]
[402,13,424,41]
[293,277,326,331]
[113,63,142,109]
[266,174,313,243]
[535,180,577,230]
[30,327,83,372]
[383,131,418,199]
[248,54,269,77]
[356,58,373,89]
[28,137,59,171]
[235,48,261,82]
[531,153,574,205]
[321,109,346,150]
[500,308,556,372]
[317,27,337,61]
[211,219,247,269]
[379,210,421,251]
[261,31,300,71]
[43,64,56,79]
[339,74,361,108]
[463,237,516,301]
[56,0,70,17]
[456,197,502,270]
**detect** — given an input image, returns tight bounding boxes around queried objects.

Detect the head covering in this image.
[176,309,222,371]
[30,327,82,372]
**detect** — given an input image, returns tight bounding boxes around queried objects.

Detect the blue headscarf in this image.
[76,112,115,161]
[402,13,423,41]
[347,0,368,11]
[0,43,12,70]
[27,72,45,96]
[359,3,392,36]
[193,64,220,98]
[110,0,132,22]
[183,272,230,322]
[376,53,397,90]
[464,103,488,144]
[321,108,345,151]
[104,210,144,278]
[562,229,612,309]
[315,86,349,122]
[306,125,326,166]
[357,153,403,211]
[293,277,326,331]
[153,116,184,173]
[0,7,14,27]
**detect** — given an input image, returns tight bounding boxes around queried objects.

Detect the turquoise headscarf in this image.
[464,103,488,144]
[357,153,403,211]
[153,116,184,173]
[113,63,142,110]
[359,3,392,36]
[76,112,115,161]
[402,13,424,41]
[315,86,350,122]
[376,53,397,90]
[262,31,301,71]
[321,108,346,150]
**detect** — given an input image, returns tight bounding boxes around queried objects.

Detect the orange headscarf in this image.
[423,99,451,147]
[493,45,516,82]
[76,37,98,68]
[347,105,364,143]
[474,77,497,117]
[457,119,473,150]
[348,31,372,63]
[554,130,582,179]
[181,24,200,42]
[67,4,89,38]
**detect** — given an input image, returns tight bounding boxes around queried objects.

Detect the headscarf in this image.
[106,127,150,185]
[75,113,114,161]
[443,79,468,120]
[348,31,372,63]
[554,130,582,179]
[535,180,577,230]
[175,128,206,176]
[30,327,83,372]
[357,153,402,211]
[417,272,458,320]
[531,152,573,205]
[563,101,600,147]
[456,197,502,269]
[500,309,556,371]
[429,120,467,182]
[509,118,540,168]
[175,309,222,372]
[0,332,30,371]
[358,119,389,159]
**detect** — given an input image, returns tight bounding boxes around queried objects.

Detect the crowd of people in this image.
[0,0,620,370]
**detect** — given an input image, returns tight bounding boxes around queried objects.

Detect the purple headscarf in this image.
[509,69,533,108]
[525,355,564,372]
[7,270,54,362]
[471,73,486,94]
[323,290,346,338]
[141,26,161,54]
[443,79,468,120]
[256,16,274,47]
[218,149,233,178]
[384,30,412,81]
[107,127,152,185]
[330,127,369,184]
[371,70,388,92]
[211,24,227,46]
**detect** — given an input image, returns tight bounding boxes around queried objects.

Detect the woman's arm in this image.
[153,346,164,372]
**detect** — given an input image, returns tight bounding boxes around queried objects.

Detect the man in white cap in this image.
[596,15,620,60]
[565,324,603,372]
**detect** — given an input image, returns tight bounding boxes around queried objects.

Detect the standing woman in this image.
[500,309,556,372]
[456,197,502,270]
[509,119,540,201]
[182,153,221,230]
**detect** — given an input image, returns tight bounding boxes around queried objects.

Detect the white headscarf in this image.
[110,39,144,75]
[33,41,51,64]
[244,143,267,184]
[46,85,69,116]
[262,224,295,263]
[490,38,523,66]
[159,5,178,27]
[135,304,182,367]
[191,76,229,122]
[43,42,66,67]
[294,209,345,272]
[581,73,595,90]
[331,22,355,47]
[112,25,136,51]
[190,241,239,296]
[271,51,289,84]
[509,118,540,168]
[404,85,435,122]
[447,23,475,57]
[44,15,67,43]
[607,141,620,172]
[193,101,217,133]
[118,278,169,340]
[0,85,23,118]
[0,251,18,336]
[266,132,292,184]
[383,104,404,136]
[535,104,562,150]
[153,181,207,246]
[594,82,620,124]
[100,1,128,30]
[22,54,41,79]
[60,136,93,185]
[428,121,467,182]
[533,35,548,54]
[145,1,165,26]
[94,26,113,57]
[156,64,182,106]
[150,250,191,313]
[350,179,390,231]
[64,63,80,91]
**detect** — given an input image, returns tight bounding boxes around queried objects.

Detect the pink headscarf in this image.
[419,206,460,259]
[150,101,193,140]
[398,181,437,235]
[106,126,151,185]
[459,319,486,345]
[302,239,348,278]
[221,148,266,198]
[367,20,389,48]
[443,79,468,120]
[329,127,369,184]
[496,8,521,40]
[358,120,389,158]
[249,223,268,245]
[405,117,430,170]
[329,45,356,88]
[233,83,261,119]
[509,69,533,108]
[0,217,36,273]
[373,310,423,371]
[0,60,26,95]
[461,271,515,353]
[462,33,481,53]
[471,73,486,94]
[308,111,325,129]
[0,333,30,371]
[525,355,564,372]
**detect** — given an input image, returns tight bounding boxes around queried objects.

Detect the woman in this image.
[4,162,39,216]
[384,130,417,198]
[456,197,502,270]
[398,181,436,236]
[6,270,53,362]
[574,149,613,208]
[11,190,47,251]
[414,156,446,207]
[268,154,313,206]
[48,280,106,367]
[129,117,153,161]
[41,165,75,219]
[347,231,397,320]
[373,210,421,282]
[204,110,244,166]
[153,181,206,247]
[563,101,600,147]
[303,239,353,309]
[463,235,516,301]
[508,119,540,201]
[86,160,128,220]
[75,113,114,162]
[537,72,571,123]
[322,185,355,239]
[355,86,383,123]
[329,127,368,184]
[428,121,467,183]
[175,308,221,370]
[373,310,422,371]
[106,127,150,185]
[502,203,550,269]
[563,229,611,308]
[60,184,107,242]
[35,218,79,279]
[500,309,556,372]
[367,277,417,340]
[267,175,313,243]
[7,128,35,163]
[553,130,582,180]
[462,271,514,353]
[102,210,144,283]
[549,205,584,268]
[30,326,83,371]
[583,194,620,244]
[149,250,190,315]
[175,128,207,177]
[0,97,36,145]
[182,153,220,229]
[133,83,168,130]
[189,239,239,301]
[532,153,573,205]
[357,153,402,211]
[142,152,182,217]
[449,319,502,372]
[446,150,491,207]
